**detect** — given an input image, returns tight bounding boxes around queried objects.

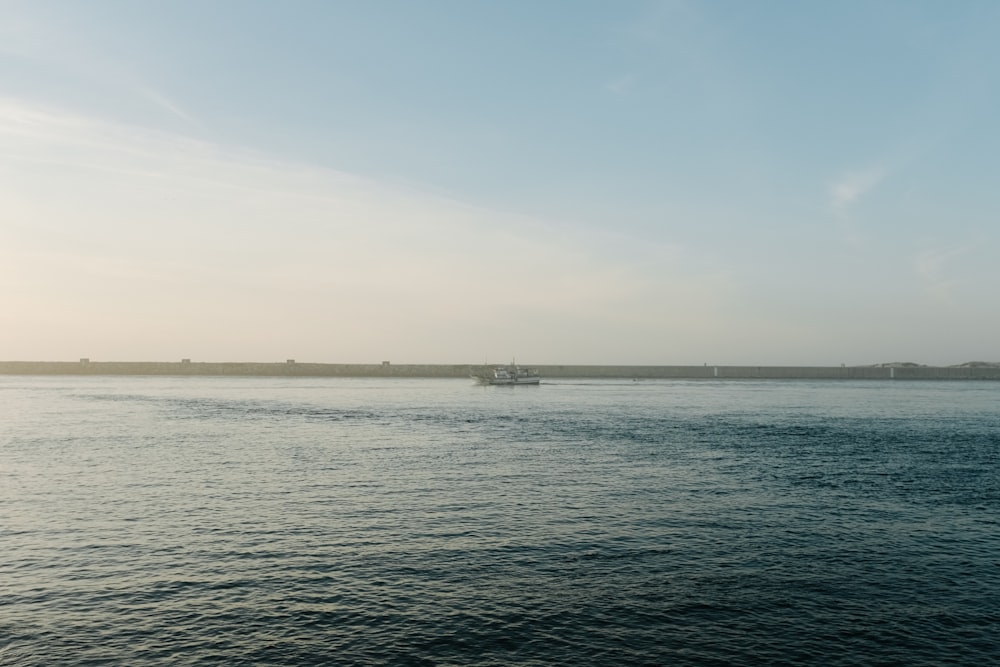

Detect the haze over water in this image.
[2,376,997,665]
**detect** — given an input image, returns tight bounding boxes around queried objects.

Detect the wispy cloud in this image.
[0,99,722,362]
[136,87,202,128]
[1,5,201,133]
[829,166,885,211]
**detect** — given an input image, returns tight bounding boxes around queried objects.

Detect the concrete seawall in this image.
[536,364,1000,380]
[2,361,999,380]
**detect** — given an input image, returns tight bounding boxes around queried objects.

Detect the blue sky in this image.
[2,0,998,364]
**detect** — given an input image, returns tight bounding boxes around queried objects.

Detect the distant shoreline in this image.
[2,361,999,380]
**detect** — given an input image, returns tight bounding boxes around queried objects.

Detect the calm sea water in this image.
[1,376,998,666]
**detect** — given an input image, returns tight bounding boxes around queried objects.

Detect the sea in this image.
[1,375,997,666]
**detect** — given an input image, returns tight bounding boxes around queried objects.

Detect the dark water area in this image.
[2,377,998,665]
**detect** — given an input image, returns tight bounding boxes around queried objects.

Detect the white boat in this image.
[473,363,540,385]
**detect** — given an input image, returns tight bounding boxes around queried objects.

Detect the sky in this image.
[2,0,999,365]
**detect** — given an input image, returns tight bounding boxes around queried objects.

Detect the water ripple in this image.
[2,377,998,665]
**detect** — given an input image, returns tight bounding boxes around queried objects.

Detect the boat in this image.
[472,362,540,385]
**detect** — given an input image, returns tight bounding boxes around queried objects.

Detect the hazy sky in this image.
[2,1,998,365]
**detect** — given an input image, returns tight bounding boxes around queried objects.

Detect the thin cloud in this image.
[829,166,884,210]
[1,6,201,132]
[136,87,202,128]
[0,99,723,362]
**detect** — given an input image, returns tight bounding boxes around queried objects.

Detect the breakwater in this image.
[2,361,999,380]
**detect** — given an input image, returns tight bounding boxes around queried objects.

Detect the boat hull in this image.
[477,376,540,386]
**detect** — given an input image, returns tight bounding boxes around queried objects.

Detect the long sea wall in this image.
[535,364,1000,380]
[2,361,999,380]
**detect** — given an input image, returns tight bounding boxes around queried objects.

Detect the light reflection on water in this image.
[1,376,998,665]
